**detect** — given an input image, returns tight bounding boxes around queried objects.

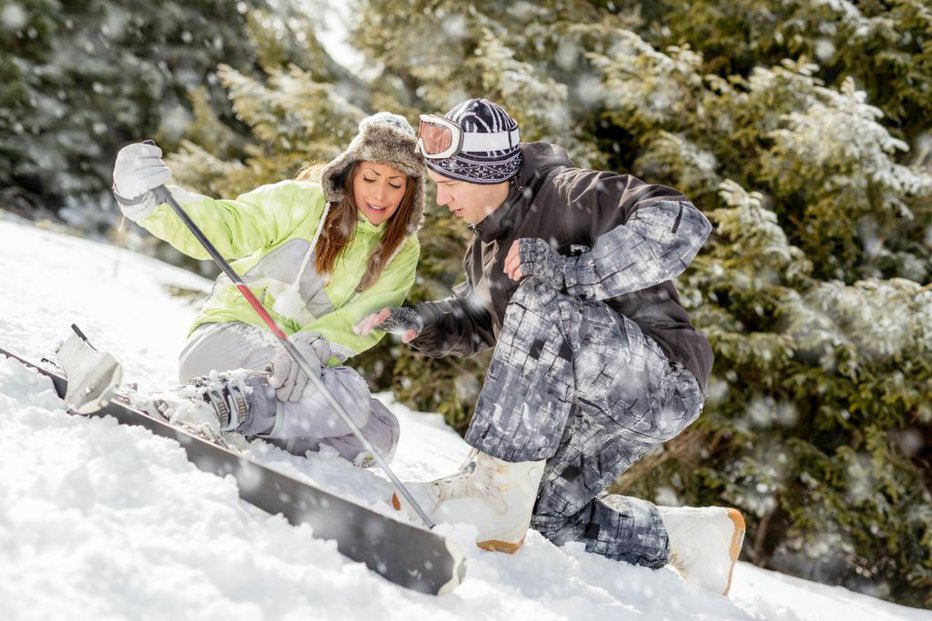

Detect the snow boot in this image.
[659,505,746,596]
[133,370,275,437]
[392,449,545,553]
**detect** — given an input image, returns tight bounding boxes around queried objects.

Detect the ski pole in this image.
[150,183,436,529]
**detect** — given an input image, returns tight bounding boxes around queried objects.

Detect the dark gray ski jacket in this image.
[409,142,714,391]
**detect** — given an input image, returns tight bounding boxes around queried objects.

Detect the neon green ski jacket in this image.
[139,179,419,360]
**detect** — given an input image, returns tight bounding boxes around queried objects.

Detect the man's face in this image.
[427,169,509,226]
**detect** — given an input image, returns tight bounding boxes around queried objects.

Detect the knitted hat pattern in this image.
[426,98,522,185]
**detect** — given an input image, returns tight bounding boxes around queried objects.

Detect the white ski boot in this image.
[659,505,746,596]
[132,370,273,441]
[392,450,545,553]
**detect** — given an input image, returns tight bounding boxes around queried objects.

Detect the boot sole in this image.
[477,537,525,554]
[391,493,526,554]
[723,508,746,596]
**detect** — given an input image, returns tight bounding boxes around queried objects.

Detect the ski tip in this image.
[69,361,122,414]
[70,323,89,343]
[56,329,124,414]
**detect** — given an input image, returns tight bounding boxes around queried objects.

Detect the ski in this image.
[0,331,465,596]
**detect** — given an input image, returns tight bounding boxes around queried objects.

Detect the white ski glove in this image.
[112,142,172,221]
[267,332,330,402]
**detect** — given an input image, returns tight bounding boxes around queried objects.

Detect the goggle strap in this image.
[461,128,521,153]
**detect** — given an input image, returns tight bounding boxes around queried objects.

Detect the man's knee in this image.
[648,367,704,443]
[530,507,580,543]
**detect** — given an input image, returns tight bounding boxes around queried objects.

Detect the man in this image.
[355,98,745,595]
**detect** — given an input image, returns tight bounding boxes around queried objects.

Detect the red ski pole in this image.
[150,183,435,529]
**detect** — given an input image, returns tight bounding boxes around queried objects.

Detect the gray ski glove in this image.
[112,142,172,221]
[267,332,328,402]
[378,307,424,336]
[353,307,423,343]
[518,238,566,290]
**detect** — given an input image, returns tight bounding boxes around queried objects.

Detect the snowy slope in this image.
[0,216,928,621]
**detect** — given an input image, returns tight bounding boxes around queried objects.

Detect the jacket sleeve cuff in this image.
[563,254,592,299]
[113,188,159,222]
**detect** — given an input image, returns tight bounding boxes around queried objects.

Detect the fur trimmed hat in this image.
[319,112,425,234]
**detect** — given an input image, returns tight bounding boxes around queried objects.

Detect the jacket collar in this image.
[470,142,574,242]
[357,214,386,235]
[471,181,522,242]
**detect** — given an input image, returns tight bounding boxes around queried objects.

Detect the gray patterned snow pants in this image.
[466,280,704,568]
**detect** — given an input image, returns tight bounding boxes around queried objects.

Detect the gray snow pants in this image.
[466,280,704,568]
[178,322,399,464]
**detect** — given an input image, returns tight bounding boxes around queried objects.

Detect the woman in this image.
[110,112,424,465]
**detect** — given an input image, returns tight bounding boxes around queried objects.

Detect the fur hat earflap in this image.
[319,112,425,234]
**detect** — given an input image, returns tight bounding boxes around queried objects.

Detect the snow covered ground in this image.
[0,216,928,621]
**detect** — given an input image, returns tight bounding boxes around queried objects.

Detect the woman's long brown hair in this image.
[299,162,417,291]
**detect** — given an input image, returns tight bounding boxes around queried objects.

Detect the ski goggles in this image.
[415,114,520,160]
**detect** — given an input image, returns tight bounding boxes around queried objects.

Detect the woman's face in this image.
[352,161,408,226]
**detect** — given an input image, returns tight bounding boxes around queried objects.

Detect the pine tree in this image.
[352,0,932,605]
[0,0,265,230]
[166,5,374,197]
[627,0,932,143]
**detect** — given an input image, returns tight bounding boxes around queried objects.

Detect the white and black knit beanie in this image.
[319,111,425,235]
[426,98,522,185]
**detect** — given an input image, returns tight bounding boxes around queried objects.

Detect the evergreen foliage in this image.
[0,0,263,229]
[167,6,370,197]
[347,0,932,605]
